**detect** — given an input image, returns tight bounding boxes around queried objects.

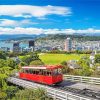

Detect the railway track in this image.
[52,84,100,100]
[8,77,100,100]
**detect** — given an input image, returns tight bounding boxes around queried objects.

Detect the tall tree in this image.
[77,57,93,76]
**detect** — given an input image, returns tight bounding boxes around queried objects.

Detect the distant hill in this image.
[74,33,100,36]
[0,34,46,40]
[36,34,100,41]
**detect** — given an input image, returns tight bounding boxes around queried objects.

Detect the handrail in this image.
[64,75,100,85]
[7,77,94,100]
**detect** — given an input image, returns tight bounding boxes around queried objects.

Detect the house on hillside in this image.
[67,60,80,69]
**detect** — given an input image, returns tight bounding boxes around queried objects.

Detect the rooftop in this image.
[22,65,62,70]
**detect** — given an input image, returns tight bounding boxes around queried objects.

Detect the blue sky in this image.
[0,0,100,35]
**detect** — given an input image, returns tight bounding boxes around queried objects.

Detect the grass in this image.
[19,55,30,59]
[39,53,87,65]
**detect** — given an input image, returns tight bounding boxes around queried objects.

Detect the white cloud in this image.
[0,19,38,27]
[0,27,44,35]
[0,19,16,26]
[76,28,100,33]
[0,5,71,18]
[0,27,100,35]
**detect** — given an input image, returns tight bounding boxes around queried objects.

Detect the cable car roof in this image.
[22,65,62,70]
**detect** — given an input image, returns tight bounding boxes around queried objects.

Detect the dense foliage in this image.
[20,52,44,66]
[12,88,52,100]
[0,51,47,99]
[95,54,100,63]
[77,57,93,76]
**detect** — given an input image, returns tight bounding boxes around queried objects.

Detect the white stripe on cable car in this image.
[22,67,47,69]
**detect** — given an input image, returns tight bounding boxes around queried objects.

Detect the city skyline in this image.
[0,0,100,35]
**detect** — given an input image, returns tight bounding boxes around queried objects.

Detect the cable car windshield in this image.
[52,69,62,75]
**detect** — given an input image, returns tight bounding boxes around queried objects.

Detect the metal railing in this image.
[7,77,94,100]
[64,75,100,85]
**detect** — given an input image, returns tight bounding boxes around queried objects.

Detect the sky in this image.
[0,0,100,35]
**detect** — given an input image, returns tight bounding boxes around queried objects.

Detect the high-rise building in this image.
[29,40,35,52]
[64,37,72,52]
[13,42,20,53]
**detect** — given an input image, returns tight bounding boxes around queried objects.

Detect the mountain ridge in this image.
[0,33,100,40]
[0,34,46,40]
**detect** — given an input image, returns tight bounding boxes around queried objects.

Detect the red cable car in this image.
[19,65,63,85]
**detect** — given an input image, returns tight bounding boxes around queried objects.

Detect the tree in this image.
[61,61,73,74]
[21,53,40,65]
[6,86,19,99]
[0,51,6,60]
[0,67,12,89]
[21,56,32,65]
[77,57,93,76]
[7,59,17,69]
[0,91,7,100]
[30,60,44,66]
[0,59,7,68]
[0,73,7,89]
[95,54,100,63]
[19,62,27,66]
[0,52,19,100]
[30,53,40,61]
[13,88,52,100]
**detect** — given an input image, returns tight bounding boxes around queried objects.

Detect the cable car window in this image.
[34,70,35,74]
[52,69,58,75]
[47,72,49,75]
[26,69,29,73]
[25,69,27,73]
[47,71,51,76]
[33,70,36,74]
[43,70,47,76]
[31,70,33,74]
[41,70,44,75]
[29,69,32,74]
[31,69,33,74]
[42,70,45,75]
[39,70,42,75]
[28,69,30,73]
[36,71,39,74]
[33,70,35,74]
[49,71,52,76]
[24,69,27,73]
[35,70,39,75]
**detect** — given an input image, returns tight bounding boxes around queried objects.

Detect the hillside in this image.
[36,34,100,41]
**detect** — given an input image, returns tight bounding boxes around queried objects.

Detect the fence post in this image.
[53,91,56,100]
[71,75,74,81]
[66,93,68,100]
[80,76,82,83]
